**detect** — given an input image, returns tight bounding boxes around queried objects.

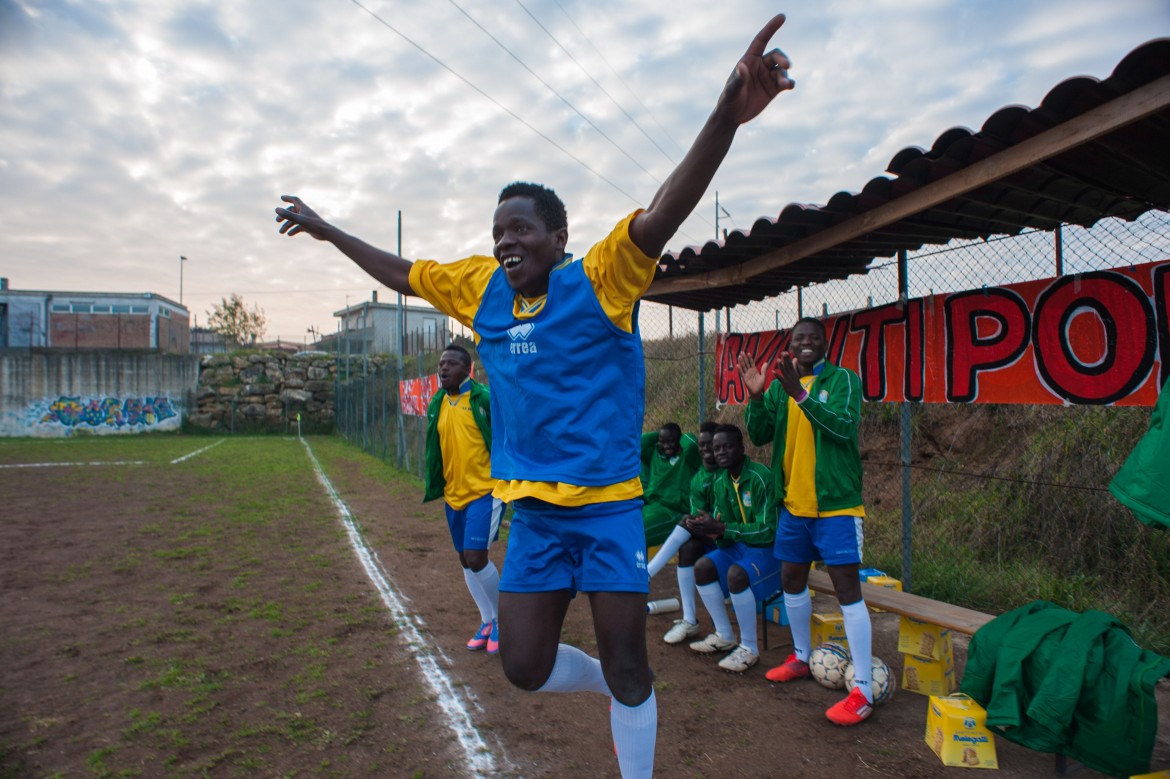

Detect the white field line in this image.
[0,460,147,468]
[299,438,503,778]
[171,439,226,464]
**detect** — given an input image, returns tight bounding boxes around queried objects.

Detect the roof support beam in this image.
[648,72,1170,296]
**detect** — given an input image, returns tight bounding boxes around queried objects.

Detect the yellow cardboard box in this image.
[903,652,957,695]
[811,612,848,648]
[898,616,953,662]
[1129,772,1170,778]
[926,694,998,769]
[866,575,902,612]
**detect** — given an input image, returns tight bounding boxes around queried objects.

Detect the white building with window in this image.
[332,293,451,356]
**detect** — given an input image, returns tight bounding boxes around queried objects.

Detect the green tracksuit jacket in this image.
[709,456,778,548]
[960,600,1170,777]
[744,361,864,512]
[422,379,492,504]
[1109,378,1170,531]
[640,431,702,516]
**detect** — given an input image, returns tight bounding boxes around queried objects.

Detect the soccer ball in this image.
[809,642,850,690]
[844,656,894,705]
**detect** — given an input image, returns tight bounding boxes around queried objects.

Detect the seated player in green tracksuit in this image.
[647,420,719,644]
[640,423,702,551]
[685,424,781,673]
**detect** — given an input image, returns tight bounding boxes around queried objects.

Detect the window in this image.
[71,303,92,313]
[112,305,131,314]
[130,305,148,314]
[161,308,171,318]
[51,304,70,313]
[92,305,111,314]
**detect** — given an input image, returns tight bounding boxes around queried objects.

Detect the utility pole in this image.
[396,210,407,470]
[179,255,187,305]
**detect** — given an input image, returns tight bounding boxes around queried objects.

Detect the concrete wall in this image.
[0,351,199,437]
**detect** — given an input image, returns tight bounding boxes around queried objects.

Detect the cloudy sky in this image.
[2,0,1167,343]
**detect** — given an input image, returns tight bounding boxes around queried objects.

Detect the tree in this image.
[207,293,267,347]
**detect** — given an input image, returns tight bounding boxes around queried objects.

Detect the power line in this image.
[542,0,730,237]
[516,0,681,167]
[446,0,662,186]
[346,0,642,208]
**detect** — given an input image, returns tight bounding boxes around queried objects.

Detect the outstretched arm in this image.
[629,14,795,258]
[274,195,414,296]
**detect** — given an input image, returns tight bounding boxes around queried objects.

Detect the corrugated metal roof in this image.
[647,38,1170,312]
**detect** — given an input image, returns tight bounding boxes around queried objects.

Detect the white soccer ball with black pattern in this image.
[844,655,895,705]
[808,642,850,690]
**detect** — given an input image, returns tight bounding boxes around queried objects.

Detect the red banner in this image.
[399,366,478,416]
[399,375,440,416]
[718,260,1170,407]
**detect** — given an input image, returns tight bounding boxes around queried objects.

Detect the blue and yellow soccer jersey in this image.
[408,211,656,507]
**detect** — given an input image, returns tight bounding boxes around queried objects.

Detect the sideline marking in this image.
[300,438,503,778]
[171,439,226,464]
[0,460,146,468]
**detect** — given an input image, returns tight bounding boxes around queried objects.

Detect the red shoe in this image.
[826,687,873,726]
[466,622,491,651]
[765,653,810,683]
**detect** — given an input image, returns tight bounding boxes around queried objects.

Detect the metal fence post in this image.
[898,248,913,592]
[697,312,706,430]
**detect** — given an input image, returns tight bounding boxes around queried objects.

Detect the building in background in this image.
[190,326,230,355]
[0,278,189,353]
[331,292,451,357]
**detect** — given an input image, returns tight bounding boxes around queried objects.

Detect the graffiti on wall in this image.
[38,396,178,428]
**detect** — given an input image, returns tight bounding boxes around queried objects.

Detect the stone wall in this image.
[189,352,390,432]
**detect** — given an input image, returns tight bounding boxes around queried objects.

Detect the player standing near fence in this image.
[738,317,876,726]
[423,344,504,655]
[275,16,795,775]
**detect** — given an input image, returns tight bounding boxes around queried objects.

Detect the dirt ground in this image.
[1,438,1168,778]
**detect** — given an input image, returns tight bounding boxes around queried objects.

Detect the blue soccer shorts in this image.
[444,492,504,553]
[701,543,783,602]
[773,507,864,566]
[499,498,649,595]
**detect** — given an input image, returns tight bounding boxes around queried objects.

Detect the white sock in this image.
[463,567,492,623]
[730,589,759,654]
[842,600,874,702]
[462,568,490,623]
[784,588,813,662]
[677,566,698,624]
[535,644,611,696]
[611,690,656,779]
[472,561,500,621]
[647,525,691,578]
[697,582,735,641]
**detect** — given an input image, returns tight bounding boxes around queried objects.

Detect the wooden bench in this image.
[761,569,994,650]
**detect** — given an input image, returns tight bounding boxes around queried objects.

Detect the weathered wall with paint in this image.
[0,352,198,437]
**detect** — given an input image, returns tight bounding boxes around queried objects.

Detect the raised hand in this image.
[275,195,331,241]
[717,14,795,126]
[737,351,770,399]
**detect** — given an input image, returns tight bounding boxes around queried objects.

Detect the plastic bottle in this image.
[646,597,680,615]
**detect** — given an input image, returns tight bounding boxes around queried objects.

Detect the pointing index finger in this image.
[743,13,786,59]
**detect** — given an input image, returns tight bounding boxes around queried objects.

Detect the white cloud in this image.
[1,0,1166,339]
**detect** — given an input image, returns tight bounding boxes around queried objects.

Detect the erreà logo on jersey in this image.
[507,323,538,355]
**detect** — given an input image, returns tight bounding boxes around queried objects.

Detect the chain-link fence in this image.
[338,210,1170,651]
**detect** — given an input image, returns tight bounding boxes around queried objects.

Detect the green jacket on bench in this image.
[960,600,1170,777]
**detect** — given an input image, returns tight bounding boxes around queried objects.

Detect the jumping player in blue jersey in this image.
[274,16,795,777]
